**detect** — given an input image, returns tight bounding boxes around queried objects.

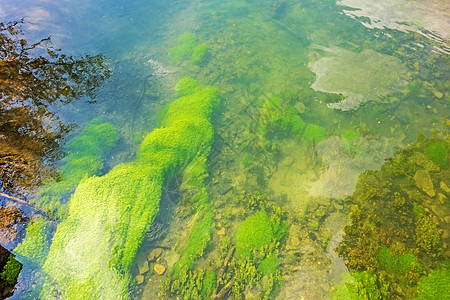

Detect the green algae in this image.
[303,124,327,142]
[168,33,208,65]
[14,218,51,266]
[425,141,448,168]
[35,119,119,219]
[258,254,280,276]
[416,269,450,300]
[40,79,219,299]
[192,43,209,64]
[259,96,305,138]
[377,246,421,274]
[236,210,274,257]
[0,254,22,285]
[336,134,449,298]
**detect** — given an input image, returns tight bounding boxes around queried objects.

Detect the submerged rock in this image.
[139,261,150,275]
[414,170,435,197]
[147,248,163,262]
[136,275,144,285]
[154,264,165,275]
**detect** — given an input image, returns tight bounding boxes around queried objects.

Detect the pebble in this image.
[437,193,447,205]
[139,261,150,275]
[136,275,144,284]
[148,248,163,262]
[433,90,443,99]
[414,170,435,197]
[154,264,166,275]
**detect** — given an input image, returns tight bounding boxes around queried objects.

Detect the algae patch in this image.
[40,79,219,299]
[309,47,408,111]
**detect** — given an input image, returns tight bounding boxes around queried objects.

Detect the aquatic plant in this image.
[303,124,327,142]
[168,32,198,63]
[168,33,208,65]
[258,96,305,138]
[192,43,209,64]
[415,214,440,255]
[425,141,448,168]
[377,246,421,274]
[14,218,51,266]
[35,119,119,219]
[337,134,449,298]
[236,210,275,257]
[258,254,280,276]
[171,207,213,278]
[40,79,219,299]
[175,76,198,97]
[416,269,450,299]
[201,271,216,300]
[0,255,22,285]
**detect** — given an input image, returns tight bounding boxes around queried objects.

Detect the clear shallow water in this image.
[0,0,449,299]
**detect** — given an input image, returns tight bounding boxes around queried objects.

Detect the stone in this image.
[136,275,144,284]
[433,90,443,99]
[139,260,149,275]
[414,170,435,197]
[148,248,163,262]
[440,181,450,193]
[430,205,445,219]
[154,264,166,275]
[437,193,447,204]
[217,228,226,236]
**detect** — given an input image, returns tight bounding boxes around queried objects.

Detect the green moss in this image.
[377,247,421,273]
[1,255,22,285]
[236,210,274,257]
[342,129,360,141]
[425,141,448,168]
[192,43,208,64]
[201,270,216,300]
[416,269,450,299]
[348,271,382,300]
[14,218,51,266]
[40,80,219,299]
[303,124,327,142]
[168,33,198,63]
[35,119,119,219]
[171,206,213,278]
[258,255,280,276]
[175,77,198,97]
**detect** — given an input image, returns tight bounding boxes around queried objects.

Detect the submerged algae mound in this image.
[41,79,219,299]
[34,119,119,219]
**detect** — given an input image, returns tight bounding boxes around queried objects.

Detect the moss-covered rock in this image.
[40,79,219,299]
[236,210,275,257]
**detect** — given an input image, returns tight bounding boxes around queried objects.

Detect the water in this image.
[0,0,449,299]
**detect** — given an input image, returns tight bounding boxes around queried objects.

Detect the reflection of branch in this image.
[0,192,28,205]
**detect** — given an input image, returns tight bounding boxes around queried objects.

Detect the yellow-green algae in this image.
[35,119,119,219]
[40,78,219,299]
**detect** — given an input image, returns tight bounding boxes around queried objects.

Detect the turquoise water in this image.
[0,0,449,299]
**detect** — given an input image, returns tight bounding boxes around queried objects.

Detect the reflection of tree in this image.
[0,19,111,197]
